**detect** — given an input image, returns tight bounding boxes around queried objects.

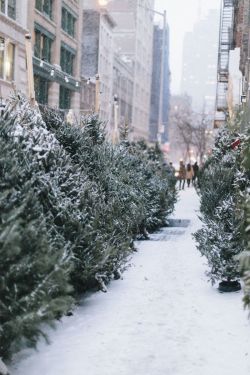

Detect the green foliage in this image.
[239,130,250,308]
[194,127,247,284]
[0,96,177,359]
[0,104,73,359]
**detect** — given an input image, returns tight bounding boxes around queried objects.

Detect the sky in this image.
[154,0,221,93]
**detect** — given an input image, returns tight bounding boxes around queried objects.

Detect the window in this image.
[0,36,15,81]
[0,0,16,19]
[34,29,52,63]
[60,45,75,75]
[59,86,71,109]
[35,0,53,19]
[61,7,76,37]
[34,74,49,104]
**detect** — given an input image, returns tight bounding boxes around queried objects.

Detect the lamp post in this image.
[112,94,119,144]
[95,74,100,113]
[25,33,35,104]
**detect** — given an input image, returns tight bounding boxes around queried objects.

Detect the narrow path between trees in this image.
[10,189,250,375]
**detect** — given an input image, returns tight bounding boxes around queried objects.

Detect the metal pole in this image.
[25,33,35,104]
[157,10,166,144]
[113,94,119,144]
[95,74,100,113]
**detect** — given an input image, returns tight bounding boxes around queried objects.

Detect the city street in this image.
[10,189,250,375]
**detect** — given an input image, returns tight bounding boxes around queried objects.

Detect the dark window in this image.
[0,0,16,19]
[61,7,76,37]
[59,86,71,109]
[35,0,52,19]
[34,29,52,63]
[34,74,49,104]
[60,45,74,75]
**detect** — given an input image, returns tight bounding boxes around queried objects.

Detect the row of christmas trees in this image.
[0,95,177,360]
[194,118,250,297]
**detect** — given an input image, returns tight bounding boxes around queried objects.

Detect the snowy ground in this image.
[10,188,250,375]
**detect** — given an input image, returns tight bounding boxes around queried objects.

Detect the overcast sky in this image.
[154,0,221,93]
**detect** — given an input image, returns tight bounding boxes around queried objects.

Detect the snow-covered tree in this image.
[239,129,250,307]
[194,127,246,288]
[0,98,73,360]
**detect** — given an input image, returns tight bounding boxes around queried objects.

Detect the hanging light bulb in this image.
[65,76,69,83]
[50,69,55,77]
[75,81,79,87]
[39,60,44,67]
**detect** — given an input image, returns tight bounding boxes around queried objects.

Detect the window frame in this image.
[60,44,75,75]
[34,27,53,63]
[61,7,76,38]
[0,0,16,20]
[0,36,15,81]
[34,74,49,104]
[35,0,53,20]
[59,85,71,110]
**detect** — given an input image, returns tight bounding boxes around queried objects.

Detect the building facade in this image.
[27,0,82,112]
[149,23,170,144]
[81,5,115,129]
[181,9,220,113]
[0,0,29,100]
[233,0,250,105]
[112,53,133,139]
[108,0,154,141]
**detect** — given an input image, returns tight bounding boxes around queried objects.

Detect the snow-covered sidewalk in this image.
[10,188,250,375]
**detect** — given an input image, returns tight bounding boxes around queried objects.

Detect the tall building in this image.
[181,9,220,113]
[0,0,29,100]
[149,23,170,144]
[112,52,133,137]
[81,2,116,129]
[108,0,154,141]
[233,0,250,106]
[27,0,82,112]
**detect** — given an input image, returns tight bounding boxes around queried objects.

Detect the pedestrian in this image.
[169,162,175,175]
[186,163,194,187]
[192,161,199,185]
[178,160,186,190]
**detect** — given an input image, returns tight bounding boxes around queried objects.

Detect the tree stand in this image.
[218,280,241,293]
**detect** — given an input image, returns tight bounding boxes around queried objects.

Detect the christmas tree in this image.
[194,127,246,289]
[0,100,73,359]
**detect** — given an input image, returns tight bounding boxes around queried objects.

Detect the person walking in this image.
[186,163,194,187]
[192,162,199,185]
[178,160,186,190]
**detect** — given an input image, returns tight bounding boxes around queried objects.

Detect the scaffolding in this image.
[214,0,235,128]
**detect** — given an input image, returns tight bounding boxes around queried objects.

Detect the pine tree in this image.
[0,108,73,359]
[240,130,250,307]
[194,127,246,288]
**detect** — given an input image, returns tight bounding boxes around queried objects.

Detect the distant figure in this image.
[178,160,186,190]
[186,163,194,187]
[169,162,175,175]
[192,162,199,185]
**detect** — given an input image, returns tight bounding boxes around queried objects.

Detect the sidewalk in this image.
[10,188,250,375]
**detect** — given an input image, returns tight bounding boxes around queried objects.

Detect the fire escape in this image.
[214,0,235,128]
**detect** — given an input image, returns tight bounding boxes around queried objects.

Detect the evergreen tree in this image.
[0,107,73,359]
[240,130,250,307]
[194,127,246,287]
